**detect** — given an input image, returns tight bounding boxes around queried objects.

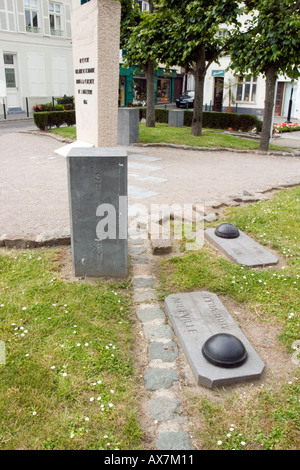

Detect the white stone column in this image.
[71,0,121,147]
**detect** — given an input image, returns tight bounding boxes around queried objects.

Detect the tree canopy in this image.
[229,0,300,150]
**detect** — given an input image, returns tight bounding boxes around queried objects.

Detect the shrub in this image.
[33,110,76,130]
[33,112,49,130]
[56,95,74,109]
[138,108,262,132]
[54,104,65,111]
[33,102,53,112]
[184,110,262,132]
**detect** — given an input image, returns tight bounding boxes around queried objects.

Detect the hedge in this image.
[33,108,262,133]
[33,110,76,130]
[138,108,262,132]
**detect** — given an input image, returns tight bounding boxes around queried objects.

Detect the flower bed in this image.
[273,122,300,133]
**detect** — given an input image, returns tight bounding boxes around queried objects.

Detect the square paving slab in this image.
[205,228,278,267]
[164,291,265,388]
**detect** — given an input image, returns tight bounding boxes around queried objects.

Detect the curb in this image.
[134,142,300,157]
[0,231,70,249]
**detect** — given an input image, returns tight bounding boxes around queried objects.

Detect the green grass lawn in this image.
[0,249,142,450]
[159,187,300,450]
[50,123,290,152]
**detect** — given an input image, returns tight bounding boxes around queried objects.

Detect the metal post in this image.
[3,100,6,120]
[26,97,29,117]
[286,87,293,123]
[270,79,278,137]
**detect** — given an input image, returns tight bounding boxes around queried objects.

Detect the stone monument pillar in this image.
[67,0,128,278]
[67,147,128,278]
[71,0,121,146]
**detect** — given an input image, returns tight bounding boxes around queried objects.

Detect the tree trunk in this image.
[259,64,277,151]
[191,46,206,136]
[143,60,156,128]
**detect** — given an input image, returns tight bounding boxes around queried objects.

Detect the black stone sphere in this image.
[214,223,240,239]
[202,333,247,368]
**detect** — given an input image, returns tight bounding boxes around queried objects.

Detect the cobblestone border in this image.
[129,226,195,450]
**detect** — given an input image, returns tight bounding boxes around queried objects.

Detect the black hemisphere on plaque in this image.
[202,333,248,368]
[214,223,240,239]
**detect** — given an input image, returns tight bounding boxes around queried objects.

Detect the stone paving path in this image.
[129,227,195,450]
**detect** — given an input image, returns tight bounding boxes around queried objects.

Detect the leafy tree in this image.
[230,0,300,151]
[119,0,157,127]
[152,0,243,136]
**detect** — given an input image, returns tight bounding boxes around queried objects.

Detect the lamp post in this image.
[286,86,294,123]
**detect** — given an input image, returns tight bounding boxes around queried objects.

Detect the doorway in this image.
[3,53,21,111]
[275,81,285,116]
[213,77,224,112]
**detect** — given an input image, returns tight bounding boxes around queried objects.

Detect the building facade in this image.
[185,57,300,120]
[0,0,81,115]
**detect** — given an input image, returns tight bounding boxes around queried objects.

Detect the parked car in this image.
[176,91,195,108]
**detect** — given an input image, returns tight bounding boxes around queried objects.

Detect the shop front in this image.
[119,65,177,107]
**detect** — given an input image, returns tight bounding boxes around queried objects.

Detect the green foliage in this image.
[230,0,300,79]
[138,108,262,131]
[156,0,243,67]
[185,111,262,132]
[0,248,141,450]
[33,110,76,130]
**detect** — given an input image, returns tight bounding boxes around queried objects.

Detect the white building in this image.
[0,0,81,115]
[184,57,300,121]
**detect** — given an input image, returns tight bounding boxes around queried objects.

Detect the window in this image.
[0,0,16,31]
[134,1,149,12]
[4,54,16,88]
[4,54,14,65]
[49,2,63,35]
[24,0,39,33]
[236,76,257,102]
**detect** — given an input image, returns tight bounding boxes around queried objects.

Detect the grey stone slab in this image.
[128,162,162,172]
[156,432,194,450]
[133,289,157,303]
[164,291,265,388]
[129,245,146,255]
[144,368,179,390]
[136,306,166,323]
[168,110,184,128]
[149,341,179,362]
[118,108,139,145]
[133,275,155,288]
[205,228,278,267]
[149,397,181,421]
[128,184,159,200]
[128,154,162,162]
[143,323,174,342]
[67,147,128,277]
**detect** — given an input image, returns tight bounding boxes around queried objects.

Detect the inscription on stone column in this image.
[75,57,95,105]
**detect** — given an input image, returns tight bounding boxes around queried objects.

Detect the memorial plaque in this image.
[67,147,128,278]
[164,291,264,388]
[205,228,278,267]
